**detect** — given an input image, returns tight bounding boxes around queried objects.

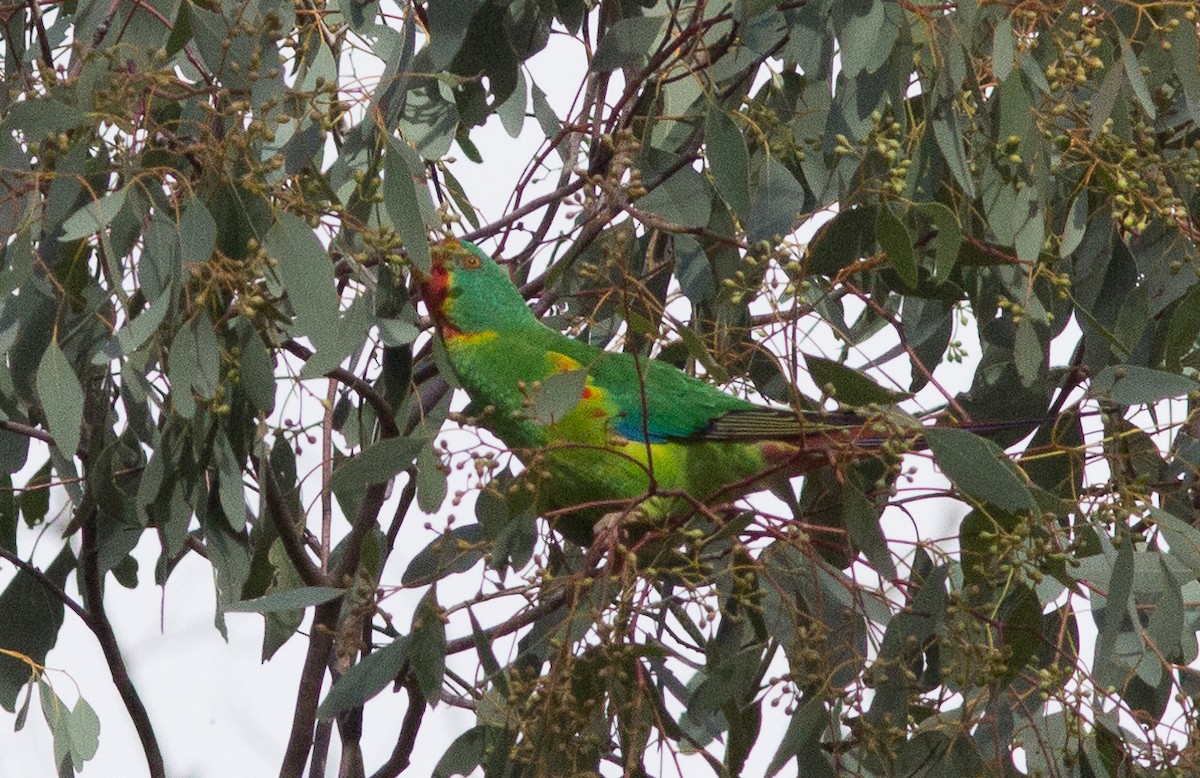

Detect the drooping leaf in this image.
[433,726,489,778]
[592,17,666,72]
[402,524,486,586]
[59,188,128,241]
[317,635,410,719]
[992,15,1015,82]
[385,136,432,274]
[806,206,877,276]
[747,156,806,243]
[226,586,345,613]
[805,354,909,405]
[1093,536,1135,691]
[531,368,587,425]
[1060,193,1088,258]
[914,201,962,282]
[637,163,711,229]
[877,204,915,288]
[330,435,426,495]
[924,427,1036,512]
[1090,365,1200,406]
[706,109,751,220]
[410,587,447,701]
[0,547,74,711]
[35,340,83,458]
[266,212,340,352]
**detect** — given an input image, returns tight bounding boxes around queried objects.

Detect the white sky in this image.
[2,4,1184,778]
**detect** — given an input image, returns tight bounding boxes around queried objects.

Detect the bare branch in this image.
[278,599,342,778]
[0,418,54,445]
[258,458,331,588]
[367,681,426,778]
[80,510,166,778]
[282,340,400,438]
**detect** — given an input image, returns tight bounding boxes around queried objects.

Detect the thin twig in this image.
[461,179,586,245]
[308,719,334,778]
[278,479,388,777]
[336,699,365,778]
[68,0,121,78]
[383,468,418,558]
[27,0,55,78]
[444,588,574,656]
[321,378,337,572]
[282,339,400,438]
[0,418,54,445]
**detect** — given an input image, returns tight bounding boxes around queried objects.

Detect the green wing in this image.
[574,347,869,445]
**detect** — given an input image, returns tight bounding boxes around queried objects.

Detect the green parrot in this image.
[414,239,904,543]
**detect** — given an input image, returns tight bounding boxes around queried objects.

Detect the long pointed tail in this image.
[699,406,1066,449]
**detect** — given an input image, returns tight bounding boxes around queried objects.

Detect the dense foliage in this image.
[3,0,1200,775]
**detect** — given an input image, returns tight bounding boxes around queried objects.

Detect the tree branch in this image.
[443,588,572,656]
[0,418,55,445]
[383,468,418,558]
[80,510,166,778]
[278,598,342,778]
[282,340,400,438]
[258,458,331,588]
[0,545,88,624]
[367,680,426,778]
[273,369,448,777]
[308,719,334,778]
[461,179,586,245]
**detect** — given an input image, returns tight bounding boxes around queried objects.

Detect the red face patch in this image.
[419,261,450,315]
[415,240,470,338]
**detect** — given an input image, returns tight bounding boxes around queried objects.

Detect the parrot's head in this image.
[414,239,537,339]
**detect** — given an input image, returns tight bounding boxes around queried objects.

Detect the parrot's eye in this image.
[462,254,481,269]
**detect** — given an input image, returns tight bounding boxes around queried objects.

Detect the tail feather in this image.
[698,407,1059,449]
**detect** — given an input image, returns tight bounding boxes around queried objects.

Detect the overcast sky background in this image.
[0,9,1113,777]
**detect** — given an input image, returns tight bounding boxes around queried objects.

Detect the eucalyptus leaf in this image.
[59,188,128,242]
[402,524,486,586]
[532,368,587,425]
[0,546,74,711]
[226,587,345,613]
[924,427,1036,512]
[914,201,962,282]
[317,636,410,719]
[35,341,83,457]
[410,587,447,700]
[266,213,340,352]
[876,205,915,288]
[1090,365,1200,405]
[805,354,908,405]
[433,726,488,778]
[748,157,806,243]
[705,109,751,219]
[385,136,432,274]
[592,17,666,72]
[330,435,426,495]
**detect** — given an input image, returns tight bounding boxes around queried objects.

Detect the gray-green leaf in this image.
[59,188,129,241]
[924,427,1036,512]
[592,17,665,72]
[226,586,345,613]
[36,340,84,457]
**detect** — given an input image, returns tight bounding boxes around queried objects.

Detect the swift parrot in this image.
[412,239,917,543]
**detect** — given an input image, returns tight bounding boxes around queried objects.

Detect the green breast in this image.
[444,328,779,538]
